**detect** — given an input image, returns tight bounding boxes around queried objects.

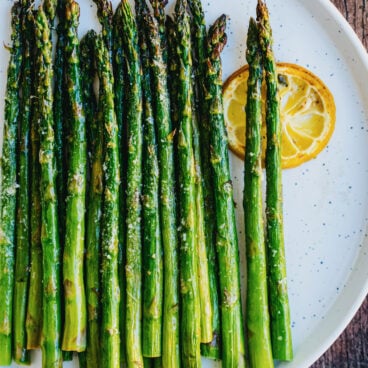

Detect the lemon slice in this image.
[223,62,336,169]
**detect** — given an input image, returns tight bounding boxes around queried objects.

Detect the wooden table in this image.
[311,1,368,367]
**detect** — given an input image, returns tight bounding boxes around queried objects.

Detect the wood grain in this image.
[311,1,368,367]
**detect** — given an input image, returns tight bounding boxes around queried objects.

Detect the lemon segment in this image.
[223,62,336,169]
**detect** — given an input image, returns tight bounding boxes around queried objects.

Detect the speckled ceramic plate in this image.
[1,0,368,367]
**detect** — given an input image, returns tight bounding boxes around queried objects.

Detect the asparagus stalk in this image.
[112,7,127,364]
[257,1,293,360]
[207,15,246,368]
[0,3,22,365]
[53,0,67,236]
[26,9,43,349]
[95,34,121,368]
[35,6,63,367]
[62,0,87,352]
[244,17,274,368]
[160,18,180,367]
[188,0,221,357]
[80,30,101,367]
[175,0,201,365]
[54,2,75,362]
[13,3,32,363]
[187,0,215,346]
[148,10,181,368]
[136,0,163,358]
[115,1,144,366]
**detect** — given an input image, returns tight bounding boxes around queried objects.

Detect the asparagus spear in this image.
[54,2,75,362]
[34,6,63,367]
[175,0,201,365]
[136,0,163,358]
[53,0,67,237]
[257,1,293,360]
[26,9,43,349]
[96,34,121,368]
[13,3,32,363]
[115,1,144,366]
[147,11,181,368]
[0,3,22,365]
[112,7,127,365]
[188,0,221,358]
[244,17,274,368]
[26,4,43,347]
[62,0,87,352]
[187,0,216,346]
[80,30,101,367]
[162,18,180,367]
[207,15,246,368]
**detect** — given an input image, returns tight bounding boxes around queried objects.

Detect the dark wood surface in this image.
[311,1,368,367]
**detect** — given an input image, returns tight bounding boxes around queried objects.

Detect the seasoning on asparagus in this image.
[166,15,179,131]
[148,0,167,59]
[44,0,57,24]
[175,0,202,365]
[79,30,101,368]
[93,0,113,53]
[188,0,219,348]
[136,0,163,358]
[13,2,32,363]
[207,14,246,368]
[112,6,127,364]
[96,34,121,368]
[62,0,87,352]
[257,0,293,360]
[26,7,43,351]
[244,17,274,368]
[115,1,144,367]
[35,6,63,367]
[0,3,22,365]
[188,0,222,357]
[148,10,181,368]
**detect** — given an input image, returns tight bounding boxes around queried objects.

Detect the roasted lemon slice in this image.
[223,62,336,169]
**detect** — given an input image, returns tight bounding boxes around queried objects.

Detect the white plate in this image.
[1,0,368,367]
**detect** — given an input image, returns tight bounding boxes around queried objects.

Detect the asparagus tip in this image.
[208,14,228,60]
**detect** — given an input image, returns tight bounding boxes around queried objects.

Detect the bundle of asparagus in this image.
[0,0,293,367]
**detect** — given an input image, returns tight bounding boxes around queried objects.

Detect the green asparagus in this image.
[96,34,121,368]
[112,7,127,364]
[188,0,221,358]
[207,14,246,368]
[115,1,144,366]
[175,0,201,365]
[26,7,43,351]
[53,0,67,251]
[0,3,22,365]
[35,6,63,367]
[80,30,101,368]
[136,0,163,358]
[244,17,274,368]
[257,0,293,360]
[62,0,87,352]
[158,14,181,368]
[13,3,32,363]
